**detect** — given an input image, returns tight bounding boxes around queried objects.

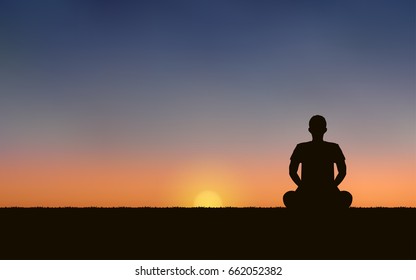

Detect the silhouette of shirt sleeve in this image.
[290,144,302,161]
[290,143,345,162]
[334,144,345,161]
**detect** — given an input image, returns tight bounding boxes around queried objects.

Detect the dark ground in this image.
[0,208,414,260]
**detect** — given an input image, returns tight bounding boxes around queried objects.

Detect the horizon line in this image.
[0,206,415,209]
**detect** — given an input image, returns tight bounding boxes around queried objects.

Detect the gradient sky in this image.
[0,0,415,207]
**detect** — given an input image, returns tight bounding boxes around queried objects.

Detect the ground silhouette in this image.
[0,207,414,259]
[284,115,352,209]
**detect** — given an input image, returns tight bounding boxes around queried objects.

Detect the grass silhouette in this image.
[0,207,414,260]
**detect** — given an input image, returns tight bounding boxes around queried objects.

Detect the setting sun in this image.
[194,191,223,207]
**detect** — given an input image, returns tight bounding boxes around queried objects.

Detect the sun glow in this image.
[194,191,223,207]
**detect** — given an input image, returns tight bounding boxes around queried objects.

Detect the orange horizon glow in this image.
[1,149,415,208]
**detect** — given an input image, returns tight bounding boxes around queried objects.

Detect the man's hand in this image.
[295,181,305,192]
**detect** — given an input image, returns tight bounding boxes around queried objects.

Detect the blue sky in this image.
[0,0,414,206]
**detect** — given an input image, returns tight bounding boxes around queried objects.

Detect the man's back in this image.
[291,141,345,192]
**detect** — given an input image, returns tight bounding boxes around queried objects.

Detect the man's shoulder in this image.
[323,141,341,147]
[293,142,313,154]
[296,141,312,147]
[296,141,340,146]
[295,141,342,152]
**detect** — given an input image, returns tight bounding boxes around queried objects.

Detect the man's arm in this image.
[289,159,302,190]
[334,160,346,189]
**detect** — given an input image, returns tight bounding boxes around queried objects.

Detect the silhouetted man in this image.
[283,115,353,209]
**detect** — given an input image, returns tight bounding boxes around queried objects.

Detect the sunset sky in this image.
[0,0,414,207]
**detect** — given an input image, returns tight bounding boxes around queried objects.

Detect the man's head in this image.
[308,115,327,138]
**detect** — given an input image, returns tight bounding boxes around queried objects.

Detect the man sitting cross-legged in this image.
[283,115,353,209]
